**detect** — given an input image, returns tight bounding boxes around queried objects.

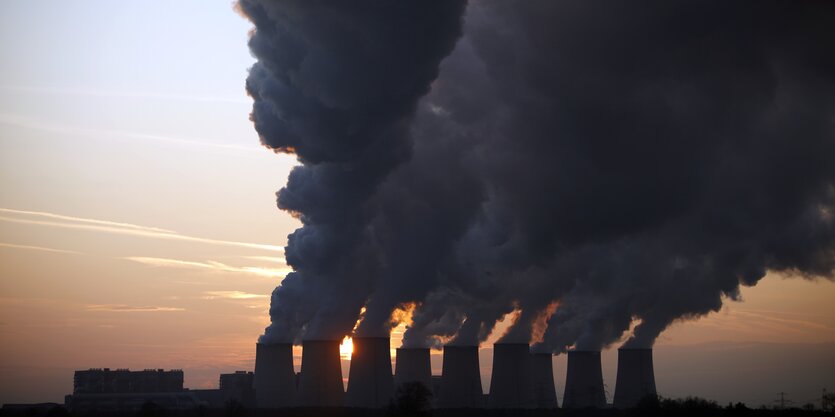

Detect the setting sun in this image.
[339,336,353,360]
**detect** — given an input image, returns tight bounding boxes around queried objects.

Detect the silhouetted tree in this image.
[45,407,69,417]
[388,382,432,417]
[225,400,249,417]
[137,401,167,417]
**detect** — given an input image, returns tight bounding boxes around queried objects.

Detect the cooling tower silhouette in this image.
[613,348,657,408]
[297,340,344,407]
[345,337,394,408]
[437,345,483,408]
[254,343,296,408]
[530,352,558,409]
[562,350,607,408]
[488,343,534,408]
[394,348,432,393]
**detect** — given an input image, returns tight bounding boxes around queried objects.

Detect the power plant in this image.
[54,342,663,411]
[253,343,296,408]
[562,350,607,408]
[296,340,344,407]
[488,343,533,408]
[613,348,657,408]
[393,348,432,393]
[345,337,394,408]
[530,352,559,408]
[437,345,484,408]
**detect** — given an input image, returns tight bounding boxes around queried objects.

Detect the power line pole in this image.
[775,392,788,410]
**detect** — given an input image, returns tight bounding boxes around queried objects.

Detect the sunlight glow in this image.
[339,336,353,360]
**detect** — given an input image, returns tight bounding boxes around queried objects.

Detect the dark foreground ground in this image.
[3,398,834,417]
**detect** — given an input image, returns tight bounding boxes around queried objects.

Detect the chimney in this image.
[562,350,606,408]
[345,337,394,408]
[530,352,558,409]
[394,348,432,394]
[254,343,296,408]
[297,340,344,407]
[613,348,656,409]
[436,345,483,408]
[488,343,533,408]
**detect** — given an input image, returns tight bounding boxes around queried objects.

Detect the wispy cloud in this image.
[240,255,287,264]
[0,85,249,105]
[0,207,173,233]
[86,304,185,312]
[0,112,261,153]
[124,256,290,278]
[203,291,268,300]
[0,242,80,255]
[0,207,284,253]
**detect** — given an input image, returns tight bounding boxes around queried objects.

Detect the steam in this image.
[244,0,835,351]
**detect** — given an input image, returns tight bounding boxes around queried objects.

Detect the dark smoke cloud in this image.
[240,0,467,342]
[245,0,835,350]
[406,0,835,351]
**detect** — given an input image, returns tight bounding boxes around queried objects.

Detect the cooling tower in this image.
[297,340,344,407]
[254,343,296,408]
[344,337,394,408]
[394,348,432,393]
[488,343,534,408]
[613,348,657,408]
[530,352,558,409]
[562,350,607,408]
[436,345,483,408]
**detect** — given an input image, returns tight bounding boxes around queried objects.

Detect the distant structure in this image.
[65,369,256,412]
[73,368,183,394]
[345,337,394,408]
[49,343,659,412]
[530,352,559,408]
[613,348,657,408]
[297,340,344,407]
[437,345,483,408]
[254,343,296,408]
[562,351,607,408]
[394,348,433,394]
[67,368,195,412]
[189,371,256,408]
[488,343,534,408]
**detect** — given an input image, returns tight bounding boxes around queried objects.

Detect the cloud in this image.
[124,256,290,278]
[0,207,173,233]
[0,84,250,104]
[0,112,261,153]
[0,242,80,255]
[239,255,287,264]
[203,291,269,300]
[86,304,185,312]
[0,207,284,253]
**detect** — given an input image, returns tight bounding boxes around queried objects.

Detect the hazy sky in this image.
[0,0,833,408]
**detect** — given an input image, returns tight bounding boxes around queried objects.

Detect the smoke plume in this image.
[240,0,468,342]
[244,0,835,351]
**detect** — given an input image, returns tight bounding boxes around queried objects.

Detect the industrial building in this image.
[345,337,394,408]
[59,344,657,411]
[73,368,184,394]
[613,348,657,408]
[66,369,255,412]
[562,350,608,408]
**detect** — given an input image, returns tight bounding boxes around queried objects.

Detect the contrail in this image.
[0,242,80,255]
[0,208,284,253]
[124,256,289,278]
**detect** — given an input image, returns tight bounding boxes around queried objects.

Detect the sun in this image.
[339,336,353,359]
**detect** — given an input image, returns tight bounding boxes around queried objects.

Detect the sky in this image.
[0,0,833,409]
